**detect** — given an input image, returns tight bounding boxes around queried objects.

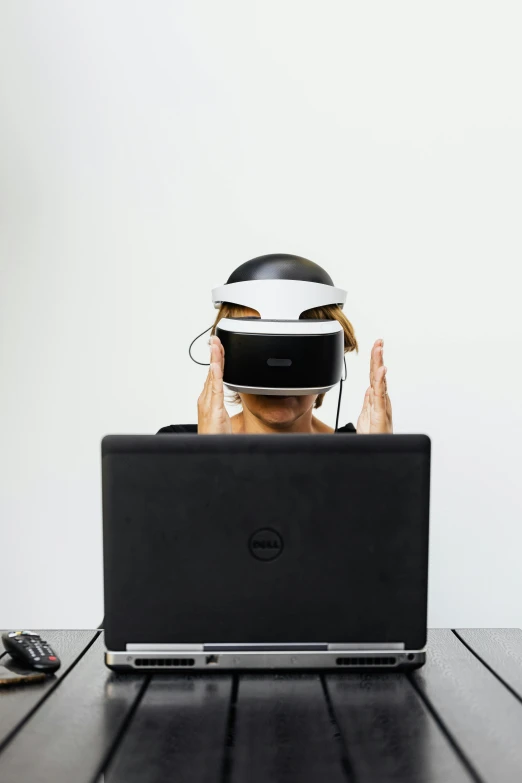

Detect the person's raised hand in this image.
[356,339,393,434]
[197,335,232,434]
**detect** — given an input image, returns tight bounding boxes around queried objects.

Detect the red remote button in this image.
[48,656,57,661]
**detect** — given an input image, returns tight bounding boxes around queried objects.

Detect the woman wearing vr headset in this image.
[161,254,393,436]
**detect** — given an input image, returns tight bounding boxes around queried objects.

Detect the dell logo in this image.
[249,528,284,561]
[253,540,279,550]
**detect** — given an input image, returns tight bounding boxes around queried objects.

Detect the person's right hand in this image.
[197,335,232,434]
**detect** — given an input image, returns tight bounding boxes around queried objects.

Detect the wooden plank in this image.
[412,629,522,783]
[229,674,347,783]
[0,634,147,783]
[104,674,233,783]
[326,672,473,783]
[456,629,522,701]
[0,629,97,751]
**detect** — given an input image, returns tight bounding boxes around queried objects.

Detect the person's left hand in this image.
[356,339,393,434]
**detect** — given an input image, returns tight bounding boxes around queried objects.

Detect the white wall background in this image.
[1,1,521,629]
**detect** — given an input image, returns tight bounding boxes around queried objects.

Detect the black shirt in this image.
[157,422,357,434]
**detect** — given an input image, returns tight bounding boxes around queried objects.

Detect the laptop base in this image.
[106,649,426,672]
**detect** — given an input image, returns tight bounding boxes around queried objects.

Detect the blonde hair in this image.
[211,302,358,409]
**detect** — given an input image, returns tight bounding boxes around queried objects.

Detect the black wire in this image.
[335,381,344,432]
[188,324,213,366]
[334,355,348,432]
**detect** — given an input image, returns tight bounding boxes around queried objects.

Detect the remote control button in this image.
[49,656,57,661]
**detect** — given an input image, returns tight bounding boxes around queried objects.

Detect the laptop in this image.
[102,433,430,671]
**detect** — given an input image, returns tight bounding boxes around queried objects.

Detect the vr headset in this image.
[209,253,348,396]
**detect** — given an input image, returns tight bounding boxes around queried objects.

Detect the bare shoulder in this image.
[312,416,334,434]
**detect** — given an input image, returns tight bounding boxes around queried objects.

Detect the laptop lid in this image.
[102,434,430,651]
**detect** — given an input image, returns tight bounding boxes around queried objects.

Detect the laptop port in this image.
[206,654,220,665]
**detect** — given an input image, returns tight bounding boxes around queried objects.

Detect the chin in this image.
[240,392,315,426]
[254,396,302,424]
[260,410,297,424]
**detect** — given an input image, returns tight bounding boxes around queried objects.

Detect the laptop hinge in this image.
[328,642,406,651]
[127,643,204,652]
[204,642,329,652]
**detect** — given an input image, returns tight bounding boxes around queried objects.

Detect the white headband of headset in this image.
[211,279,347,320]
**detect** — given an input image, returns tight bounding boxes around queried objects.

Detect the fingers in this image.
[215,335,225,378]
[368,338,393,433]
[199,336,221,408]
[373,364,388,400]
[386,391,393,431]
[209,336,225,399]
[356,385,372,433]
[370,339,384,388]
[209,335,224,365]
[386,388,392,415]
[198,370,211,414]
[197,335,232,434]
[363,385,371,411]
[201,340,214,401]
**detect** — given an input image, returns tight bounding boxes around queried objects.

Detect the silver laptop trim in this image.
[127,643,204,651]
[127,641,406,652]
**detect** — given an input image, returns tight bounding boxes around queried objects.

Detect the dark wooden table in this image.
[1,629,522,782]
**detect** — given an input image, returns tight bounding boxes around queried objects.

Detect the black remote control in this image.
[2,631,61,672]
